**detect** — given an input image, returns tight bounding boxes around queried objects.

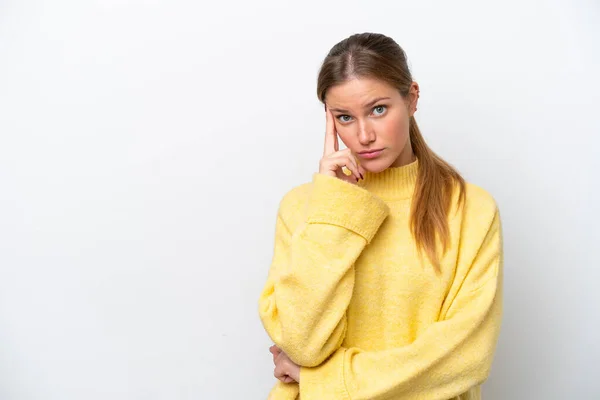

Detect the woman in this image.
[258,32,503,400]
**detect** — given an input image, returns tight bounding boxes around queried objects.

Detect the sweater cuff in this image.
[299,348,350,400]
[307,173,390,243]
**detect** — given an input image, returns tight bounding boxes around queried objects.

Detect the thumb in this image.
[269,345,281,354]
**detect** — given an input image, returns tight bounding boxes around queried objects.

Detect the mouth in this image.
[357,149,384,159]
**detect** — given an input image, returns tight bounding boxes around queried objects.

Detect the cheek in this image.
[336,128,354,147]
[380,114,409,143]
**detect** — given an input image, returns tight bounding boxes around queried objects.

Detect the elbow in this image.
[260,299,348,366]
[278,328,346,367]
[292,319,347,366]
[479,355,496,383]
[470,349,497,386]
[282,342,331,367]
[258,314,330,365]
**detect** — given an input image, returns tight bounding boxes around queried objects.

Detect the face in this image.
[325,77,419,172]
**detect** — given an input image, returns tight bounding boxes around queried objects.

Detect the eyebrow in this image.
[328,97,391,113]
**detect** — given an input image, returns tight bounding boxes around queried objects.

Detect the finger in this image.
[357,159,366,177]
[330,108,339,152]
[354,154,366,176]
[329,152,362,181]
[274,370,294,384]
[345,152,362,180]
[324,156,359,182]
[274,355,293,382]
[274,366,284,380]
[271,350,281,363]
[270,347,280,361]
[276,351,288,362]
[323,105,339,156]
[274,364,289,382]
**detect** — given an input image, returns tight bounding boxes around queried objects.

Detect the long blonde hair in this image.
[317,33,466,273]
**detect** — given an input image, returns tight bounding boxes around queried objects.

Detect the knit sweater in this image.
[258,158,503,400]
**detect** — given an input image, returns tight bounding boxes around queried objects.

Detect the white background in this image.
[1,0,598,399]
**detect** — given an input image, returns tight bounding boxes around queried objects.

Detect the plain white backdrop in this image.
[0,0,598,399]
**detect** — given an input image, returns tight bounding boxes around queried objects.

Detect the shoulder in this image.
[463,182,498,213]
[275,180,313,230]
[455,180,501,236]
[279,181,312,211]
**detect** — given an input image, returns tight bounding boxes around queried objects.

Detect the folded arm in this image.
[299,207,504,400]
[258,173,390,367]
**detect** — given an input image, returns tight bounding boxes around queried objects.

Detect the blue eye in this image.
[373,105,387,115]
[336,105,387,123]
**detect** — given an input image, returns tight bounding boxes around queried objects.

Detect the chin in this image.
[361,158,394,174]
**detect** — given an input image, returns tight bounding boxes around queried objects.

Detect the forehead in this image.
[326,77,399,106]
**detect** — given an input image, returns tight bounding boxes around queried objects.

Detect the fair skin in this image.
[319,76,420,180]
[270,77,420,383]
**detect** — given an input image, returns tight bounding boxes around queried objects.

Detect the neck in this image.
[359,157,419,200]
[389,143,416,168]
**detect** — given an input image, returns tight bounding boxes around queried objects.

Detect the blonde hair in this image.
[317,33,466,273]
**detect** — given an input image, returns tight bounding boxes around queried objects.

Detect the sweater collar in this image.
[358,157,419,200]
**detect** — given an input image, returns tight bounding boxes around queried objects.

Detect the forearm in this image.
[259,173,390,366]
[299,275,503,400]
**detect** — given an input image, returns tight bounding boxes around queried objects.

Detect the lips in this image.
[358,149,384,159]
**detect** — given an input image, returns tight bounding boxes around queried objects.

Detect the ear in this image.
[408,81,420,116]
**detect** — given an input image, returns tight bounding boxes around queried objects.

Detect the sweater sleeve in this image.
[298,207,504,400]
[258,173,390,367]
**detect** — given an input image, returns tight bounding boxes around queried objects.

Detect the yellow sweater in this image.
[258,159,503,400]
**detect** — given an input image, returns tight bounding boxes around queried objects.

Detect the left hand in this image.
[270,345,300,383]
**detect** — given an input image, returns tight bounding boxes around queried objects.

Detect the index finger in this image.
[323,105,339,156]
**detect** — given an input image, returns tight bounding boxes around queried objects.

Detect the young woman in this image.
[258,32,503,400]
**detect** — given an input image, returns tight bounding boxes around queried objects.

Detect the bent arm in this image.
[258,173,389,366]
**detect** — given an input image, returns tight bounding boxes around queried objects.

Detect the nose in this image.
[357,120,376,145]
